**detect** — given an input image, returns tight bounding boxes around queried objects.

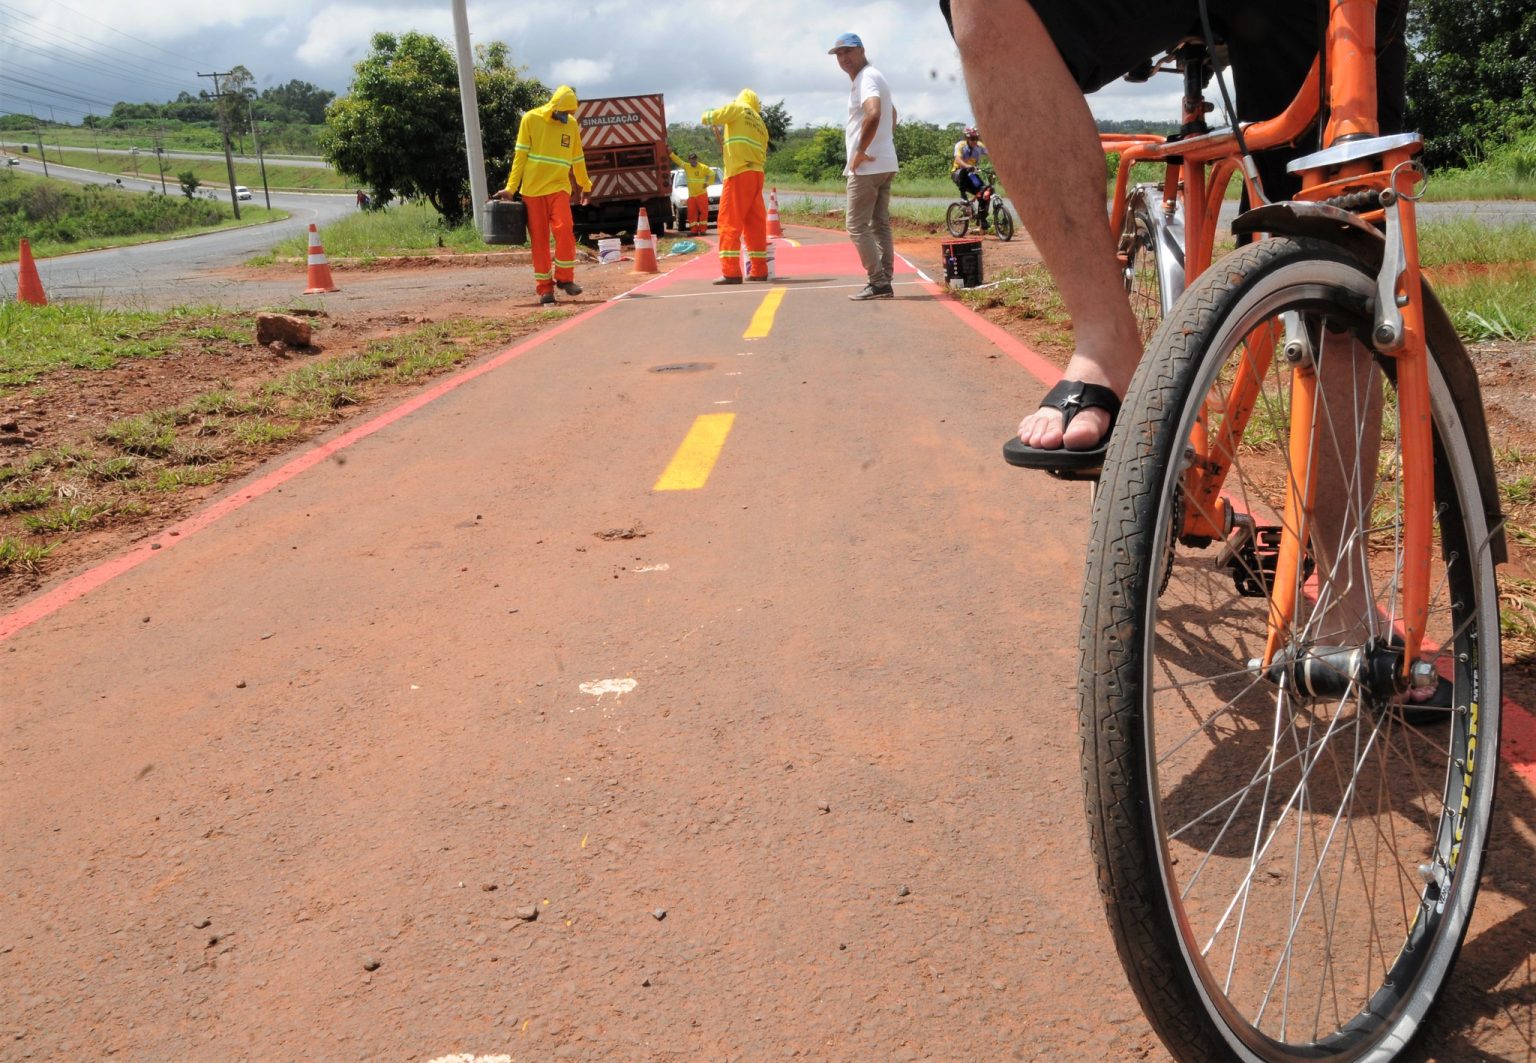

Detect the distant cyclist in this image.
[951,127,989,201]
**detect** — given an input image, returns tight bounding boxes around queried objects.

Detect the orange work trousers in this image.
[687,193,709,233]
[717,170,767,279]
[524,191,576,295]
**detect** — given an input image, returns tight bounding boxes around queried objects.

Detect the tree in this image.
[791,128,846,182]
[760,100,791,152]
[1405,0,1536,168]
[260,80,336,125]
[177,171,201,201]
[321,31,547,226]
[218,65,257,154]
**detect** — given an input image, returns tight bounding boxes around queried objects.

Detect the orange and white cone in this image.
[303,223,340,294]
[767,188,783,238]
[16,237,47,306]
[631,208,659,274]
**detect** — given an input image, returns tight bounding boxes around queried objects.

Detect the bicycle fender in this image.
[1233,201,1507,566]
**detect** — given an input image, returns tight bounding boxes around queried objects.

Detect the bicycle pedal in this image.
[1226,524,1314,598]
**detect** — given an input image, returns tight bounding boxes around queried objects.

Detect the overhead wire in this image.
[0,0,206,113]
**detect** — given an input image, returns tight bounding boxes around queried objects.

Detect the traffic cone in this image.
[16,238,47,306]
[767,188,783,238]
[302,223,340,294]
[631,208,659,274]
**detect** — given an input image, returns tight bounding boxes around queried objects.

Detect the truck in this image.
[571,94,673,238]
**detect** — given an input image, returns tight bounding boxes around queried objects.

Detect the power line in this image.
[0,0,202,67]
[1,52,192,98]
[0,23,194,94]
[0,73,117,111]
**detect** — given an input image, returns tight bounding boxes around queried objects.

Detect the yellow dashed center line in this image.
[654,413,736,491]
[743,288,786,339]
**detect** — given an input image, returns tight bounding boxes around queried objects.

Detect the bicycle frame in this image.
[1101,0,1433,675]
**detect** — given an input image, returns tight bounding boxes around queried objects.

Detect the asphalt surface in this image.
[2,228,1533,1061]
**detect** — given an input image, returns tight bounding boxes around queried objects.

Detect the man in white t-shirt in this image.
[829,32,898,301]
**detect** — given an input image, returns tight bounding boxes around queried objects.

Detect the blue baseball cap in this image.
[827,32,863,53]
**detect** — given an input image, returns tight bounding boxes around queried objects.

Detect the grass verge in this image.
[0,309,557,576]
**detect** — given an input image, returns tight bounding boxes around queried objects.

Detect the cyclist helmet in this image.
[964,126,979,139]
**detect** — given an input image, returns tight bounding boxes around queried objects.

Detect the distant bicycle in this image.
[945,175,1014,241]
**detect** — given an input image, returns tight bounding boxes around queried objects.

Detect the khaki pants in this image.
[846,171,894,288]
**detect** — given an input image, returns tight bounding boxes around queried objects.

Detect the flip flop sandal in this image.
[1002,379,1121,479]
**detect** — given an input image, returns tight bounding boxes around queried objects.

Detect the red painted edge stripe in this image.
[910,255,1536,791]
[0,297,616,642]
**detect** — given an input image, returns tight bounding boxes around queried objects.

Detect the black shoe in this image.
[746,274,769,282]
[1001,379,1122,480]
[539,292,556,306]
[558,281,583,296]
[712,276,743,285]
[849,284,893,301]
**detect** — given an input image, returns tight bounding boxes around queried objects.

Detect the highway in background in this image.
[1,154,354,305]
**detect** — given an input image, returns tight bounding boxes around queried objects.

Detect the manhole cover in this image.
[649,362,714,373]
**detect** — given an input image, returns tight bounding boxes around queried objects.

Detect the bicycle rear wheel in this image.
[1081,236,1501,1062]
[1120,184,1185,342]
[945,201,970,238]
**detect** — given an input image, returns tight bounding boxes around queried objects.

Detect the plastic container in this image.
[483,199,527,245]
[597,237,622,264]
[941,238,983,288]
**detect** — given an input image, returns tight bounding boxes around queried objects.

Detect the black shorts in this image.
[939,0,1404,127]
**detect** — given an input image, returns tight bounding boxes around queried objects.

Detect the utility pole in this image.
[450,0,489,232]
[248,100,271,208]
[198,70,242,220]
[154,126,168,194]
[35,126,49,177]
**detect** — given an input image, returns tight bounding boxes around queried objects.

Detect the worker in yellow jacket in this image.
[700,89,770,283]
[492,85,593,305]
[669,149,715,235]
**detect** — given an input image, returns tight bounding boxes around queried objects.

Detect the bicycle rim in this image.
[945,201,969,238]
[1081,237,1500,1062]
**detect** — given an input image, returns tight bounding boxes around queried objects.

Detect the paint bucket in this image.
[598,237,621,264]
[482,199,526,245]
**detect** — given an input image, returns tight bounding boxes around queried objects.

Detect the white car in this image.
[234,185,252,201]
[669,167,722,232]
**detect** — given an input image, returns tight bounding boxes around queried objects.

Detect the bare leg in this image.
[1308,333,1383,644]
[950,0,1142,449]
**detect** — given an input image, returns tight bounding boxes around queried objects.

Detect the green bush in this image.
[0,173,223,251]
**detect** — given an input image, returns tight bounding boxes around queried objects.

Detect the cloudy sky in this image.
[1,0,1176,133]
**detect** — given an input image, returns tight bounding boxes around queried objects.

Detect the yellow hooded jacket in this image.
[669,152,715,196]
[700,89,768,178]
[505,85,593,199]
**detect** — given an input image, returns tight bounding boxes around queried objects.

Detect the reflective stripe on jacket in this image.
[505,85,593,199]
[670,152,715,196]
[700,89,768,177]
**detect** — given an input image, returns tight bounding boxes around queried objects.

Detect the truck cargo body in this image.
[572,94,672,237]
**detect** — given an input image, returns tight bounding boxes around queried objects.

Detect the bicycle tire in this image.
[944,201,970,238]
[993,202,1015,241]
[1081,236,1501,1062]
[1119,184,1184,342]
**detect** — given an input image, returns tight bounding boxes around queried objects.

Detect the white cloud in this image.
[549,57,614,88]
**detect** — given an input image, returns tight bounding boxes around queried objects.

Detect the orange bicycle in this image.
[1076,4,1505,1060]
